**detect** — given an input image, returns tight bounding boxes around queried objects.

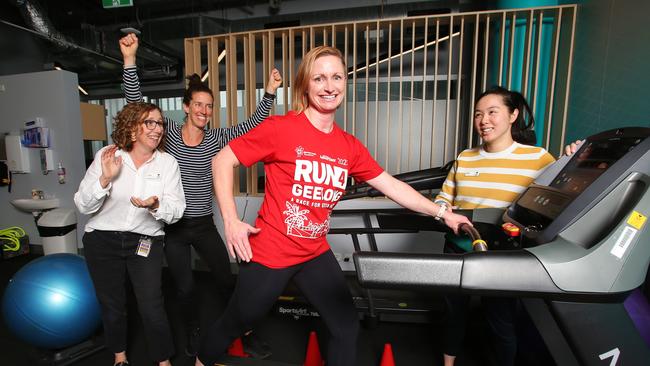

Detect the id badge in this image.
[136,236,153,257]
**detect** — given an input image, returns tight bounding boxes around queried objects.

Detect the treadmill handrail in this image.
[353,251,630,302]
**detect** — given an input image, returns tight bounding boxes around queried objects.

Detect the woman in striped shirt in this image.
[435,87,554,366]
[120,33,282,358]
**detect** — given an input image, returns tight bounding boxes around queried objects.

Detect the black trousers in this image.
[163,215,234,335]
[443,294,518,365]
[197,250,359,366]
[442,242,518,366]
[83,230,174,362]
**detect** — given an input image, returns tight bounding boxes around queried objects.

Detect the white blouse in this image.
[74,146,186,236]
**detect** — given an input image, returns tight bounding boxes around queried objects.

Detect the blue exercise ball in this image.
[2,253,102,349]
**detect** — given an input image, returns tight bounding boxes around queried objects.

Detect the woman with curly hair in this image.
[74,102,186,366]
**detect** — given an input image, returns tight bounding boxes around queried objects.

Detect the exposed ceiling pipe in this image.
[10,0,75,52]
[8,0,123,66]
[8,0,180,85]
[0,19,122,65]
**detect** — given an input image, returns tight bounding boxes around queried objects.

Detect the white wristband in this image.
[434,203,447,221]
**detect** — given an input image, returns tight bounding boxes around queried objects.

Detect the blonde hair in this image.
[291,46,346,114]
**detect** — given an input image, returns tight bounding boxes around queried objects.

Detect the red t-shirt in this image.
[229,112,384,268]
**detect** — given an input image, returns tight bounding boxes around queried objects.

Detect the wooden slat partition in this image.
[183,5,577,195]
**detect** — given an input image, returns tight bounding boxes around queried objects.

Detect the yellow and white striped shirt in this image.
[435,142,555,209]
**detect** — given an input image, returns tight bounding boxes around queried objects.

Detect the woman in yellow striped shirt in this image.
[436,86,554,366]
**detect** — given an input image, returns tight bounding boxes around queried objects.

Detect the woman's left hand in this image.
[564,139,583,156]
[130,196,159,211]
[265,68,283,94]
[442,211,473,234]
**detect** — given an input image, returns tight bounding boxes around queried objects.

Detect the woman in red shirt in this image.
[196,46,472,366]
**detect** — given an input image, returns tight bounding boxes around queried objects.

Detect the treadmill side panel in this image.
[461,251,561,295]
[529,177,650,293]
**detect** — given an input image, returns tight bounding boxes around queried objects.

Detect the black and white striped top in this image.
[123,66,275,217]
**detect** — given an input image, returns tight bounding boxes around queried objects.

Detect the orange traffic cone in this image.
[227,337,249,357]
[379,343,395,366]
[303,331,324,366]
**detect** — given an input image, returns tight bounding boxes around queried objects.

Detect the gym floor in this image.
[0,253,545,366]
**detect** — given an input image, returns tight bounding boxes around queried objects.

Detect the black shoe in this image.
[185,327,201,357]
[242,331,272,359]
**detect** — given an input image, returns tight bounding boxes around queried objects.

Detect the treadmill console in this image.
[549,135,643,193]
[505,127,650,245]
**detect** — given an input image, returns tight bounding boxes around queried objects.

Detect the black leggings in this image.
[198,250,359,366]
[164,215,234,334]
[442,241,518,366]
[443,294,518,365]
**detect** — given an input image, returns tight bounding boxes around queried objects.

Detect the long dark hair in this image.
[476,86,536,145]
[183,74,214,106]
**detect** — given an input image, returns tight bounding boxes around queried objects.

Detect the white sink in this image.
[11,198,60,212]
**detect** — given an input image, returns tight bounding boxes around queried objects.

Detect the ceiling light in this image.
[349,32,460,76]
[77,85,89,96]
[218,49,227,63]
[53,65,88,95]
[201,50,227,82]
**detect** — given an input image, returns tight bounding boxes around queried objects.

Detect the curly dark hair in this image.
[111,102,166,152]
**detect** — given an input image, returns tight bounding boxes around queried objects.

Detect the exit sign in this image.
[102,0,133,8]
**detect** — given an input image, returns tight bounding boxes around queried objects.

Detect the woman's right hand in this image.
[223,218,261,262]
[119,33,139,66]
[99,145,122,188]
[441,210,473,235]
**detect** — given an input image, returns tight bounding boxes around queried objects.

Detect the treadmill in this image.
[354,127,650,365]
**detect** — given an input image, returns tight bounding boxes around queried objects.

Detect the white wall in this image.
[0,70,86,250]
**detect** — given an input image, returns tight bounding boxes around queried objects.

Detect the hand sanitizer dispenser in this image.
[40,149,54,172]
[5,135,30,173]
